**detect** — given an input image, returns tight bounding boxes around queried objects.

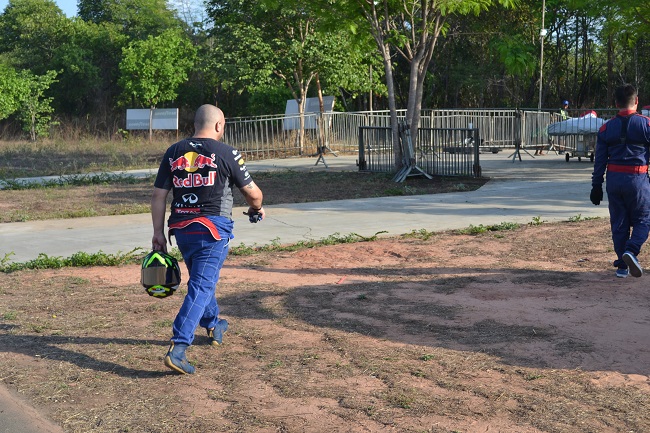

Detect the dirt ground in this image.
[2,218,650,432]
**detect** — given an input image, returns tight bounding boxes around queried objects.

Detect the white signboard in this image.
[283,96,335,130]
[126,108,179,130]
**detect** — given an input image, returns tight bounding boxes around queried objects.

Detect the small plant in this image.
[456,222,520,235]
[267,360,284,369]
[420,354,435,361]
[525,373,544,381]
[356,294,368,300]
[402,228,435,240]
[383,187,405,196]
[152,320,174,328]
[2,311,18,320]
[454,183,468,191]
[568,214,584,222]
[529,216,545,226]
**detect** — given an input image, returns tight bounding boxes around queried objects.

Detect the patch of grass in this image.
[0,248,146,273]
[568,213,600,222]
[529,216,546,226]
[456,221,521,235]
[229,232,388,256]
[2,311,18,320]
[0,172,155,190]
[0,247,184,273]
[152,319,174,328]
[402,228,436,240]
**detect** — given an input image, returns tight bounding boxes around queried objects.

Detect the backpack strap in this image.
[619,115,630,145]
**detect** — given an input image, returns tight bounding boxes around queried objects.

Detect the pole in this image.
[369,65,373,112]
[538,0,546,111]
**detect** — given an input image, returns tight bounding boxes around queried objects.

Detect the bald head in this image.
[193,104,225,140]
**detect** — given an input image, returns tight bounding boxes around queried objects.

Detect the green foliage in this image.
[0,66,62,140]
[118,29,196,108]
[229,231,388,256]
[0,0,69,69]
[567,214,598,222]
[206,0,380,115]
[0,248,146,273]
[402,229,436,241]
[529,216,546,226]
[17,69,59,140]
[492,35,537,78]
[78,0,183,39]
[456,222,520,235]
[0,63,23,119]
[0,172,154,190]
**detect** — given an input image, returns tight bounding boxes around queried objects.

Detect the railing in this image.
[223,108,618,172]
[359,125,480,177]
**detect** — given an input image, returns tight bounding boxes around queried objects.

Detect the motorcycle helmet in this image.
[141,250,181,298]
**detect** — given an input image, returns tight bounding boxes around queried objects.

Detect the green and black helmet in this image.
[141,251,181,298]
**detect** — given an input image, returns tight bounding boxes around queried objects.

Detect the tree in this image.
[78,0,183,40]
[330,0,517,168]
[0,63,24,120]
[207,0,379,151]
[118,29,196,138]
[17,69,59,141]
[0,0,70,70]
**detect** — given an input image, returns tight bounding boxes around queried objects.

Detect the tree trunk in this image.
[381,42,401,168]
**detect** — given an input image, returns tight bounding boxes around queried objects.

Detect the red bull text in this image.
[173,171,217,188]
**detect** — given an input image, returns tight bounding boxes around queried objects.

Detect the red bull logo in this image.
[173,171,217,188]
[169,152,218,172]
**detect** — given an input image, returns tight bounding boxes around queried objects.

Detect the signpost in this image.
[126,108,179,130]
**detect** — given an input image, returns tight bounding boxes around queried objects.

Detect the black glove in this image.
[590,185,603,205]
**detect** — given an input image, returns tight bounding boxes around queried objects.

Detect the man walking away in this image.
[151,104,265,373]
[591,84,650,278]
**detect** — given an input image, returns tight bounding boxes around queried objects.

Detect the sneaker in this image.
[207,318,229,346]
[615,268,629,278]
[164,342,195,374]
[622,252,643,278]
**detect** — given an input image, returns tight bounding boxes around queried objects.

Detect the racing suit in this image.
[591,110,650,269]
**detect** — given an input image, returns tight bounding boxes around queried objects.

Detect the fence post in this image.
[357,127,366,171]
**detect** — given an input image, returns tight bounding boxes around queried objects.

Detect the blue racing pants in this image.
[606,171,650,267]
[171,222,230,345]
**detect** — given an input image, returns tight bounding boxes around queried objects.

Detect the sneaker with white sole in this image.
[622,252,643,278]
[616,268,629,278]
[207,318,229,346]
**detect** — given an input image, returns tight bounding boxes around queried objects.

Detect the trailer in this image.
[547,111,605,162]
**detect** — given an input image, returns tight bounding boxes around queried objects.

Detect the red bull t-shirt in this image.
[154,137,253,225]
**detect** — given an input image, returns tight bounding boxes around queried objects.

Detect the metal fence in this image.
[223,108,619,173]
[358,125,481,177]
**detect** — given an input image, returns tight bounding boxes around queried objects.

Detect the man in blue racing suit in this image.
[591,84,650,278]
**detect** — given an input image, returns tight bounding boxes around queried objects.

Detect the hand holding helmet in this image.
[141,251,181,298]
